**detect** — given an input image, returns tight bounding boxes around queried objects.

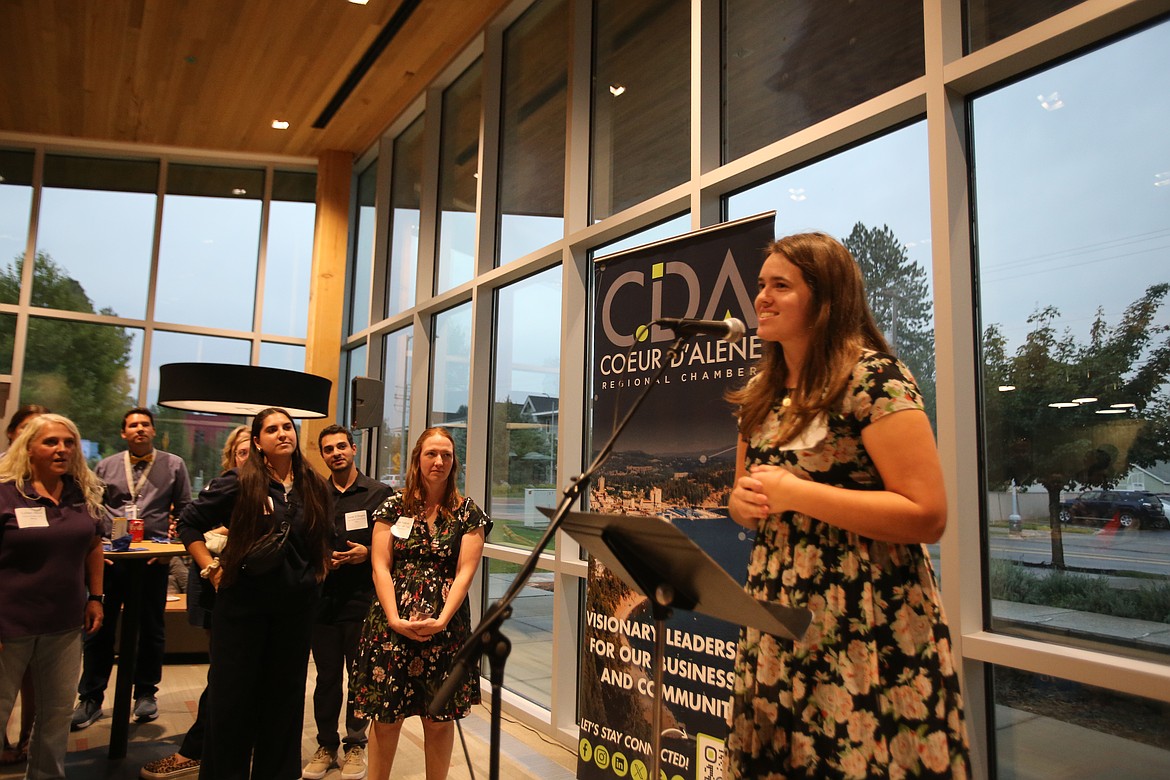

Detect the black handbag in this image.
[240,521,290,576]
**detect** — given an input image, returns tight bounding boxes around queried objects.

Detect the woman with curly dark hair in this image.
[178,408,337,779]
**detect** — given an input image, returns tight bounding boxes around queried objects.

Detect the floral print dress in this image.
[725,352,969,779]
[350,493,490,722]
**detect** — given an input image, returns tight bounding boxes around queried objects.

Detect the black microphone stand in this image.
[429,332,692,780]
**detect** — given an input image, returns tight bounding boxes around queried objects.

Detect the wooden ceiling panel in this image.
[0,0,510,159]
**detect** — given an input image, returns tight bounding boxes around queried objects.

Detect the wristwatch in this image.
[88,594,105,604]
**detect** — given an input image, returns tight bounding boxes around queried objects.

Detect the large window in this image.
[591,0,689,220]
[722,0,924,163]
[436,61,483,294]
[497,0,568,266]
[263,170,316,338]
[488,267,562,551]
[350,161,378,334]
[973,18,1170,660]
[387,118,424,317]
[378,329,412,483]
[429,303,472,491]
[156,164,263,331]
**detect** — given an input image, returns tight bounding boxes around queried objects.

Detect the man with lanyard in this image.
[302,425,392,780]
[71,408,192,730]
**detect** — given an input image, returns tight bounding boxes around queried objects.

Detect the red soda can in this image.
[130,519,144,542]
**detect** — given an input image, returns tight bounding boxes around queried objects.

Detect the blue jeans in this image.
[0,628,82,780]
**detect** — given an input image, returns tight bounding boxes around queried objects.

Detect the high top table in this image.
[101,540,189,760]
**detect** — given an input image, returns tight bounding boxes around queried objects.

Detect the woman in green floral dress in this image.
[349,427,489,780]
[724,233,969,778]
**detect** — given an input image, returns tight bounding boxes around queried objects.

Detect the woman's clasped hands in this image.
[731,464,797,528]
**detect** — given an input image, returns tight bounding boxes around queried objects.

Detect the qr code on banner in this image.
[695,733,725,780]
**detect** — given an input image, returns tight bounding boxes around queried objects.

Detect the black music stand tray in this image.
[558,509,812,780]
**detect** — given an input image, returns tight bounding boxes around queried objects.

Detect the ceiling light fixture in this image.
[1071,396,1098,404]
[998,385,1016,392]
[1110,402,1136,409]
[271,119,290,130]
[1048,402,1078,408]
[349,0,370,5]
[1096,409,1125,414]
[231,188,247,196]
[609,84,625,97]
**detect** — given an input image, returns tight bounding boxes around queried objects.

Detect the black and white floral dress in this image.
[725,352,969,779]
[350,493,489,722]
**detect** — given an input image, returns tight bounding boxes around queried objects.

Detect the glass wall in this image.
[436,61,483,294]
[387,118,424,317]
[488,267,562,551]
[722,0,924,163]
[350,161,378,334]
[973,18,1170,662]
[591,0,689,219]
[429,303,472,492]
[379,328,411,484]
[497,0,569,266]
[1,146,316,472]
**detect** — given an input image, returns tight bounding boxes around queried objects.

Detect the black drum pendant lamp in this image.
[157,363,332,419]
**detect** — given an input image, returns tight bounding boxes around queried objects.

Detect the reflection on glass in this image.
[723,0,923,163]
[966,0,1088,52]
[591,213,692,261]
[591,0,689,220]
[497,0,568,266]
[154,408,249,495]
[992,665,1170,775]
[973,20,1170,657]
[263,170,316,337]
[22,318,141,457]
[485,557,554,709]
[430,304,471,492]
[436,61,483,294]
[388,118,423,317]
[258,342,305,372]
[489,267,562,551]
[35,155,159,319]
[350,162,377,335]
[0,149,34,305]
[379,330,411,485]
[156,164,262,331]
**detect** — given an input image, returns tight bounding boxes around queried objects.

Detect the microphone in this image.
[654,317,747,343]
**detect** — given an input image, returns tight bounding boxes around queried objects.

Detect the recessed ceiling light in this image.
[348,0,370,5]
[231,188,247,196]
[609,84,625,97]
[271,119,290,130]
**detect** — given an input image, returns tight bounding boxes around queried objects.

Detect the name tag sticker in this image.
[15,507,49,528]
[345,510,369,531]
[391,515,415,539]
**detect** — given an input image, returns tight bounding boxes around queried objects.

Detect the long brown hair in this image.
[217,408,332,585]
[727,232,889,444]
[401,427,462,517]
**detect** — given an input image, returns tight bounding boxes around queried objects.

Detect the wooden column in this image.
[302,149,353,473]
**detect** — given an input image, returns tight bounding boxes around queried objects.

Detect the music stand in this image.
[557,509,811,780]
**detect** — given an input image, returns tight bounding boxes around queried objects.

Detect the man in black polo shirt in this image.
[301,425,392,780]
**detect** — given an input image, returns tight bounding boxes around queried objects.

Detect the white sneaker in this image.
[302,746,336,780]
[340,746,367,780]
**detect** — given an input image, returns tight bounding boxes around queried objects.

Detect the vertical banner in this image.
[579,213,775,780]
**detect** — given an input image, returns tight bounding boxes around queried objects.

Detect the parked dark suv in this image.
[1058,490,1168,530]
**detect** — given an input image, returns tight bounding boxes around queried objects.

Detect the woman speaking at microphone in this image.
[724,233,969,778]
